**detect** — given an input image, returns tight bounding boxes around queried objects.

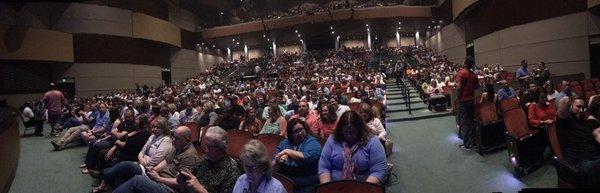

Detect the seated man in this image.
[51,103,107,150]
[556,95,600,186]
[521,82,540,107]
[113,126,242,193]
[495,80,517,103]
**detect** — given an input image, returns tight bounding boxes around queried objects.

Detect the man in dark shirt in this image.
[455,56,479,150]
[557,95,600,186]
[521,82,540,107]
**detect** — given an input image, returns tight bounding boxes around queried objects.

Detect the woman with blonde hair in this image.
[233,139,286,193]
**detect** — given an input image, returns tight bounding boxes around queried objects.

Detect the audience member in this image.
[318,111,387,184]
[233,139,286,193]
[273,119,322,193]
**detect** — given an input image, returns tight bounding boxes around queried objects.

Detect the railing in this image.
[403,79,412,115]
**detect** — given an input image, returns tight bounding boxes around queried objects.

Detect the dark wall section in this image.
[431,0,452,26]
[181,29,202,50]
[0,60,72,94]
[456,0,587,41]
[73,34,170,67]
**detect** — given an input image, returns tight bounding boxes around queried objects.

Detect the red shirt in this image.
[43,90,64,114]
[455,68,479,101]
[528,103,557,128]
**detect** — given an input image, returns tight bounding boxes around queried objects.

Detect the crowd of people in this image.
[21,46,398,193]
[229,0,436,27]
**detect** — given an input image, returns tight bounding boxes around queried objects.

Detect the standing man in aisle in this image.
[43,83,65,136]
[455,57,479,150]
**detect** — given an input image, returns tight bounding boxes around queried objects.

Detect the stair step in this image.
[386,106,429,113]
[385,110,452,122]
[386,100,423,106]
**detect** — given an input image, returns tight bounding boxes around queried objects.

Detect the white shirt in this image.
[22,107,34,122]
[336,105,351,117]
[367,118,387,139]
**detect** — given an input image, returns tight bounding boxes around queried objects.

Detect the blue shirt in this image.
[516,67,529,82]
[232,175,286,193]
[275,136,322,186]
[318,135,387,183]
[93,111,110,130]
[496,87,517,102]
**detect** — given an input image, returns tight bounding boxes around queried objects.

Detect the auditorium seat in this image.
[194,126,209,157]
[474,102,506,155]
[185,122,200,142]
[316,180,383,193]
[499,97,520,113]
[226,130,253,158]
[547,124,580,188]
[503,108,547,178]
[273,172,295,193]
[256,134,285,158]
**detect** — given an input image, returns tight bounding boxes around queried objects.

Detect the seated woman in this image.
[318,111,387,184]
[360,103,387,142]
[240,107,263,134]
[311,104,338,139]
[260,104,287,137]
[527,92,556,129]
[96,117,174,192]
[272,119,322,193]
[233,139,286,193]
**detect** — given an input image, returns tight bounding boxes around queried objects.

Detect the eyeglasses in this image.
[244,164,260,171]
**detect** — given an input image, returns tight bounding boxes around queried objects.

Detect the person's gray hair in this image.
[240,139,272,178]
[205,126,227,149]
[153,117,171,136]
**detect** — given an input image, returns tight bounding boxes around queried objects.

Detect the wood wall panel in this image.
[132,12,181,47]
[0,25,73,62]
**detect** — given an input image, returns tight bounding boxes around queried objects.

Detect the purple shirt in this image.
[318,135,387,182]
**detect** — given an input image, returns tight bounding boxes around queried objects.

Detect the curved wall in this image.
[427,0,599,78]
[0,2,223,107]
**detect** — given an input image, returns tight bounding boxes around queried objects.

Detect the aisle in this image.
[384,79,556,193]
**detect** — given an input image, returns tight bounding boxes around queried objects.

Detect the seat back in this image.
[316,180,383,193]
[195,126,209,157]
[499,97,520,113]
[226,130,253,158]
[185,122,200,142]
[256,134,285,159]
[547,124,564,159]
[273,172,295,193]
[475,102,499,123]
[503,108,531,138]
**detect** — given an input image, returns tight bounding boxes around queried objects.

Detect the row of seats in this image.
[184,122,384,193]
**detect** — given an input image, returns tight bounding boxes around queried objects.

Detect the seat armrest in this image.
[518,130,540,141]
[549,156,579,174]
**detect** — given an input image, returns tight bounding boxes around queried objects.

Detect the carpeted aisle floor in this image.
[10,123,94,193]
[385,116,556,193]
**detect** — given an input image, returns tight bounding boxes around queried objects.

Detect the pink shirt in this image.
[43,90,64,114]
